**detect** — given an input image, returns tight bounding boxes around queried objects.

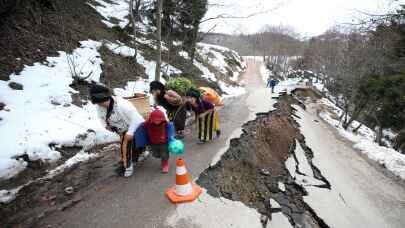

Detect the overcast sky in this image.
[202,0,405,37]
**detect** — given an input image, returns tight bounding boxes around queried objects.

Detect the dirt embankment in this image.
[197,93,330,228]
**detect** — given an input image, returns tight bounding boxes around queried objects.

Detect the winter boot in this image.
[161,159,169,173]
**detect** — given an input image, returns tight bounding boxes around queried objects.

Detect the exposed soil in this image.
[0,144,122,228]
[0,0,118,80]
[197,94,330,228]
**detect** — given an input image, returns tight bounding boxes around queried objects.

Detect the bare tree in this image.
[129,0,142,63]
[154,0,163,81]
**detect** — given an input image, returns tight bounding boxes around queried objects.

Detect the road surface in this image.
[41,59,405,228]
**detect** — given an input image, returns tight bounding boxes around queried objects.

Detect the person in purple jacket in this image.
[185,89,220,144]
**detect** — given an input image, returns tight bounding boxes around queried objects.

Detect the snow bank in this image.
[0,40,117,180]
[319,98,405,180]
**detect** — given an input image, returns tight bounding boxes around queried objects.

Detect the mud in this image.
[197,94,331,228]
[0,144,122,228]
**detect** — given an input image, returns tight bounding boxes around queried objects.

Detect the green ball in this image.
[168,139,185,155]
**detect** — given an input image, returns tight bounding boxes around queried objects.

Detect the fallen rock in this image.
[0,102,5,110]
[8,82,23,90]
[64,186,74,195]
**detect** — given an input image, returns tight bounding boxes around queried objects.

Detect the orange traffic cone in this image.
[165,158,202,203]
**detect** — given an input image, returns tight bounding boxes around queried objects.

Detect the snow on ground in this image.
[179,50,189,59]
[196,43,247,97]
[166,189,263,228]
[135,36,169,52]
[197,43,241,75]
[89,0,130,29]
[0,151,98,204]
[105,41,182,93]
[0,40,118,181]
[46,151,99,177]
[0,40,251,183]
[318,98,405,180]
[194,58,218,82]
[278,182,286,192]
[0,186,23,204]
[219,81,246,98]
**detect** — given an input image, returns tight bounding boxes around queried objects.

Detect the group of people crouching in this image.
[89,81,220,177]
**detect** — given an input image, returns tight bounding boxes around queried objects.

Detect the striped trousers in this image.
[198,110,220,142]
[120,133,141,169]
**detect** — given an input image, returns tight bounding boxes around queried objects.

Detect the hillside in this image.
[0,0,246,203]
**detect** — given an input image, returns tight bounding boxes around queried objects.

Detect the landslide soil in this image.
[197,94,329,228]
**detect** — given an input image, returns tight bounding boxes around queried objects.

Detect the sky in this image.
[202,0,405,37]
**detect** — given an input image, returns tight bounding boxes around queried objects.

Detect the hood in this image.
[148,109,167,125]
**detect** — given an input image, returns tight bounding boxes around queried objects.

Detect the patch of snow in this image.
[0,40,118,179]
[197,43,229,75]
[0,187,22,204]
[270,198,282,209]
[194,59,217,82]
[278,182,286,192]
[105,41,135,57]
[179,51,189,59]
[230,71,239,82]
[104,41,178,82]
[318,99,405,180]
[219,81,246,98]
[89,0,130,29]
[47,151,99,177]
[0,159,27,180]
[166,189,262,228]
[0,151,99,204]
[135,37,169,51]
[113,79,149,97]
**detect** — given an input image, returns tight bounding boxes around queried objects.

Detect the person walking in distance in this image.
[267,77,277,93]
[90,84,144,177]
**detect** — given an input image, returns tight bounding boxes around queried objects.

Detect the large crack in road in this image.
[197,93,332,228]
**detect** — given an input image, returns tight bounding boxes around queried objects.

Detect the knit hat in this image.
[89,84,112,104]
